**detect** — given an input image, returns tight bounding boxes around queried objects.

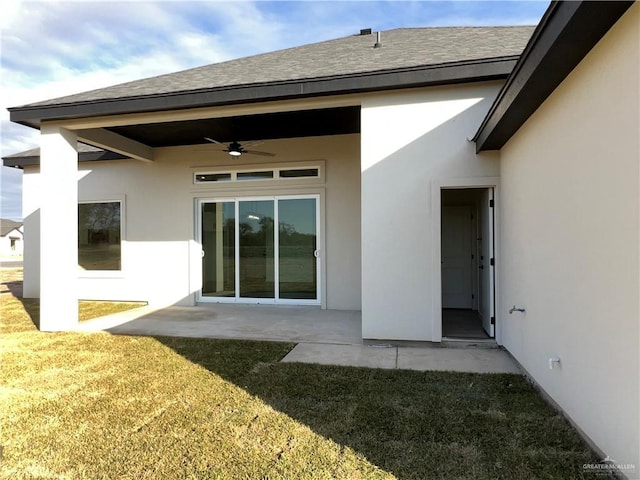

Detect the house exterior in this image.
[4,1,638,474]
[0,219,23,256]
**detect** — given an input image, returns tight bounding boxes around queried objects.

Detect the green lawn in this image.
[1,270,601,479]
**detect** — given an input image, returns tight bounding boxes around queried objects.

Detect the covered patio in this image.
[76,303,363,344]
[8,26,527,340]
[75,303,520,374]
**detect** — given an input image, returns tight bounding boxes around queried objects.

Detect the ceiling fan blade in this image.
[245,150,275,157]
[242,140,265,148]
[204,137,223,145]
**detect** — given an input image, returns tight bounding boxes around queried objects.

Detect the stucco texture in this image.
[499,3,639,470]
[360,82,502,341]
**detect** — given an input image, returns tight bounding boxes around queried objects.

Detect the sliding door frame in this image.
[196,194,321,306]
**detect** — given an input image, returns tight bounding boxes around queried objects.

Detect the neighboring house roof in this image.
[8,26,534,128]
[2,143,128,168]
[1,219,23,237]
[474,0,634,151]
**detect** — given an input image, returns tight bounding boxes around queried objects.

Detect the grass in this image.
[78,300,147,322]
[1,269,602,479]
[0,269,146,332]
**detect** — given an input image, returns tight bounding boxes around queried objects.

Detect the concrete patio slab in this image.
[77,304,521,374]
[282,343,397,369]
[282,343,522,374]
[76,303,362,345]
[397,346,522,373]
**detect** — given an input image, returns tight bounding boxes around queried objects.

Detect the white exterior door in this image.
[442,206,473,308]
[479,189,496,337]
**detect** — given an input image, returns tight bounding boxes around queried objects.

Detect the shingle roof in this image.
[20,26,534,108]
[1,219,22,237]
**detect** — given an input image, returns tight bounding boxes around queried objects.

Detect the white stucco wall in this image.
[499,4,639,470]
[360,82,502,341]
[23,133,361,309]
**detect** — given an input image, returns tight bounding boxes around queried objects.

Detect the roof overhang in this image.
[9,57,518,129]
[2,146,128,169]
[473,0,634,152]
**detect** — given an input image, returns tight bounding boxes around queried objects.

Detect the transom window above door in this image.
[194,165,321,184]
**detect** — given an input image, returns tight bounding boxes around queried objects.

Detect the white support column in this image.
[39,125,78,331]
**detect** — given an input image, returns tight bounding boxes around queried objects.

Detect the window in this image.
[78,202,122,271]
[194,165,321,184]
[237,171,274,181]
[279,168,319,178]
[196,173,231,182]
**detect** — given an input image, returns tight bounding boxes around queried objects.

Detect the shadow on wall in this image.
[23,191,197,311]
[78,159,196,244]
[360,92,499,340]
[17,207,40,328]
[27,97,496,326]
[361,94,499,184]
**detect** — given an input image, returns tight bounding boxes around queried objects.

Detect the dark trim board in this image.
[9,57,518,129]
[474,0,634,152]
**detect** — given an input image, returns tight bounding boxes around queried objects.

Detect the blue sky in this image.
[0,0,549,221]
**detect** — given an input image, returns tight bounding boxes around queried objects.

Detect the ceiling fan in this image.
[204,137,275,157]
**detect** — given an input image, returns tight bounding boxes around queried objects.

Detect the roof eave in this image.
[9,57,518,128]
[474,0,634,152]
[2,150,129,169]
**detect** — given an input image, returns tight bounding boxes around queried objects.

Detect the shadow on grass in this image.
[18,299,40,329]
[156,336,601,480]
[0,271,602,478]
[2,276,145,332]
[1,278,40,329]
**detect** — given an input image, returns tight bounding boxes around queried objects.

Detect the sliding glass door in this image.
[239,200,275,298]
[199,195,319,304]
[278,198,317,299]
[201,201,235,298]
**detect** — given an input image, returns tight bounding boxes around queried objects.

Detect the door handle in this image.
[314,250,320,258]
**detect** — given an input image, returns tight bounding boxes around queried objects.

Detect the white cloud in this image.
[0,0,23,29]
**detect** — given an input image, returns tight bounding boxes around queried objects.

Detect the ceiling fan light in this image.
[228,141,243,156]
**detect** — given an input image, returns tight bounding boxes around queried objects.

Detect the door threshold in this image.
[196,302,321,309]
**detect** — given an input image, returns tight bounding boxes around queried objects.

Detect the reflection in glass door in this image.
[199,195,319,304]
[201,202,235,298]
[278,198,317,299]
[239,200,275,298]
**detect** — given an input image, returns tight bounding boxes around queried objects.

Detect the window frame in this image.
[193,162,323,186]
[77,197,125,278]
